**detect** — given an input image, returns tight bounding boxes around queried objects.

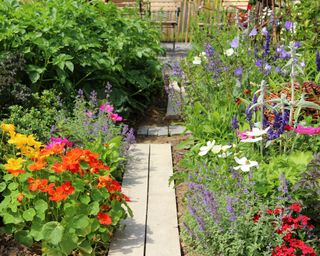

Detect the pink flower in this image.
[100,103,114,114]
[111,113,123,122]
[236,130,254,140]
[46,137,73,149]
[285,125,320,135]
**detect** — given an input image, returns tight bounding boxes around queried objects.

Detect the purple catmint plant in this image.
[226,196,237,222]
[172,63,183,78]
[205,43,215,57]
[202,188,220,223]
[234,67,243,77]
[125,128,136,144]
[278,173,289,194]
[263,33,271,57]
[89,90,98,107]
[231,115,239,130]
[77,89,84,98]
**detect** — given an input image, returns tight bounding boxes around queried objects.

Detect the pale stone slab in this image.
[169,125,186,136]
[146,144,181,256]
[137,126,149,136]
[147,126,168,136]
[108,144,150,256]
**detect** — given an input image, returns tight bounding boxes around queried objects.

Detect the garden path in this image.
[108,44,191,256]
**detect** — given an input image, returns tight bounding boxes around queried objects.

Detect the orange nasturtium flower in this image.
[97,212,112,225]
[97,175,122,192]
[4,158,25,170]
[28,159,47,171]
[17,192,25,203]
[27,178,49,192]
[48,181,75,202]
[7,169,26,177]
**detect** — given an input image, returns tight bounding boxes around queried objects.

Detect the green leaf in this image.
[23,208,36,221]
[0,182,7,192]
[8,182,18,191]
[60,231,78,255]
[78,240,93,255]
[65,61,74,72]
[30,218,44,241]
[41,221,64,245]
[34,199,48,213]
[88,201,99,215]
[80,195,91,205]
[15,230,33,247]
[71,214,90,229]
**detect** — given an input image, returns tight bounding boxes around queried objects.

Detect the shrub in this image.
[0,0,163,115]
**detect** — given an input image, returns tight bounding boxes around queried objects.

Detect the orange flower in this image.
[97,175,122,192]
[7,169,25,177]
[27,178,48,192]
[48,181,74,202]
[97,212,112,225]
[28,159,47,171]
[17,192,25,203]
[100,205,111,211]
[51,162,65,173]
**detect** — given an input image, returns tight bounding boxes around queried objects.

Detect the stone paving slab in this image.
[169,125,187,136]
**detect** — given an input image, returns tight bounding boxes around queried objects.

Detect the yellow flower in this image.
[0,123,16,137]
[8,133,29,148]
[4,158,25,170]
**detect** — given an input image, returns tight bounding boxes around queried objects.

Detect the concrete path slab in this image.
[108,144,150,256]
[146,144,181,256]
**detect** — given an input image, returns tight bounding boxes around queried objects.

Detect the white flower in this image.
[218,151,232,158]
[240,127,270,143]
[233,157,258,172]
[246,127,270,137]
[211,144,232,154]
[199,140,215,156]
[224,48,234,56]
[193,56,201,65]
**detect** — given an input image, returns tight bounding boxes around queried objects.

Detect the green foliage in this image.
[254,151,313,196]
[6,89,61,142]
[0,0,163,114]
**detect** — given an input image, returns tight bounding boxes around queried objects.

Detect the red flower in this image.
[97,212,112,225]
[290,203,301,213]
[28,178,48,192]
[253,213,261,223]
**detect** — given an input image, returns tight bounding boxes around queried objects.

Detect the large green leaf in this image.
[41,221,64,245]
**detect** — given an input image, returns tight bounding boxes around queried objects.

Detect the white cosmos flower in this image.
[233,157,258,172]
[211,144,232,154]
[218,151,232,158]
[193,56,201,65]
[224,48,234,56]
[199,140,215,156]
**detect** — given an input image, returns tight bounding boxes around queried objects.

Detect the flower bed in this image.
[169,1,320,255]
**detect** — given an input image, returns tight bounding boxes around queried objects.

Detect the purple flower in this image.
[264,33,271,57]
[294,41,301,48]
[249,27,257,37]
[231,115,239,130]
[90,90,98,107]
[264,63,272,72]
[255,59,262,68]
[274,66,281,73]
[316,51,320,72]
[284,21,293,31]
[196,216,206,232]
[245,103,253,122]
[234,67,243,77]
[105,82,112,98]
[226,197,237,222]
[205,43,215,57]
[172,63,183,78]
[77,89,84,98]
[230,37,239,48]
[278,173,289,194]
[125,128,136,144]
